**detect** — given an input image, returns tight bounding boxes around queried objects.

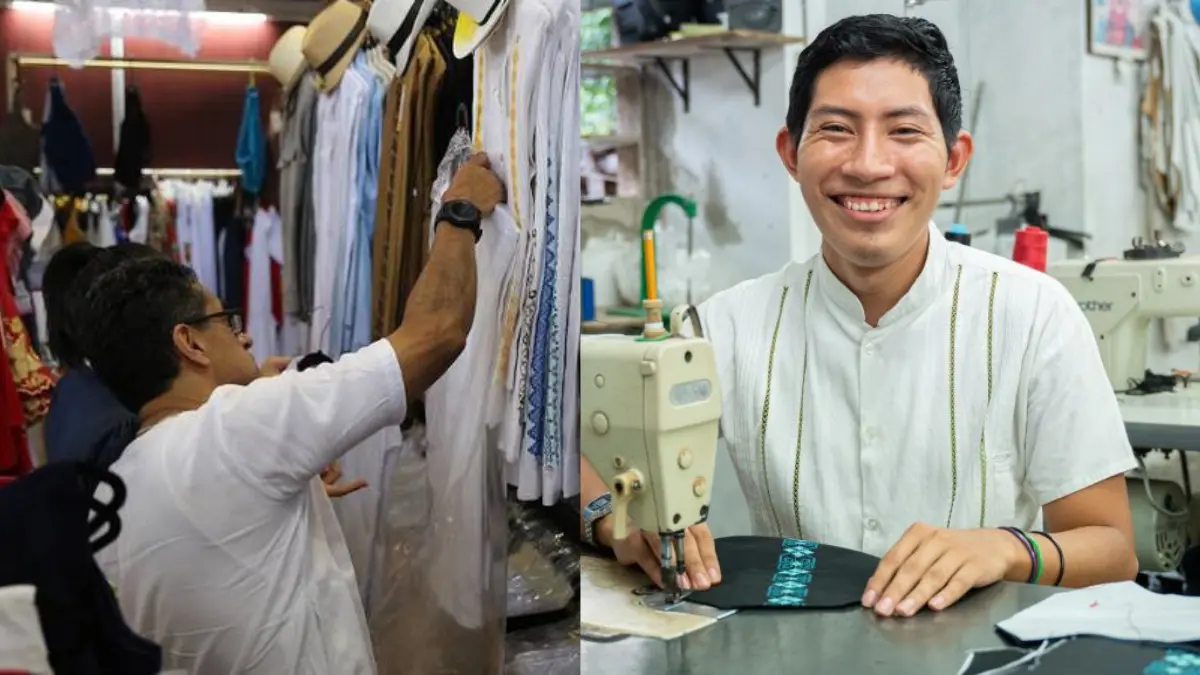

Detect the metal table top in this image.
[581,582,1060,675]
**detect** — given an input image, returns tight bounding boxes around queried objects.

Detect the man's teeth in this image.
[841,198,898,212]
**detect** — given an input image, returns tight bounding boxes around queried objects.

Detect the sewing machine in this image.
[580,304,722,604]
[1048,242,1200,391]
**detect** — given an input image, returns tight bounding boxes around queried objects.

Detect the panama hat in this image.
[367,0,438,75]
[301,0,369,93]
[449,0,512,59]
[268,26,308,93]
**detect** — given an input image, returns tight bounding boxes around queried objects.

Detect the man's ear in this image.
[775,126,800,177]
[941,130,974,191]
[172,324,212,368]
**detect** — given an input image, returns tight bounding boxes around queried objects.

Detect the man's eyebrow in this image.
[808,105,932,120]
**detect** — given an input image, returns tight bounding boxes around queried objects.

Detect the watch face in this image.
[447,200,481,222]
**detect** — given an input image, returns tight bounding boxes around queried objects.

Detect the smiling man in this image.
[580,14,1138,617]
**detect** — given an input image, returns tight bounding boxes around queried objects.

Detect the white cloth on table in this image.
[996,581,1200,643]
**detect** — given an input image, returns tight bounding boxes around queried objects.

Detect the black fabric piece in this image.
[317,10,368,76]
[431,25,474,163]
[214,195,246,315]
[113,87,151,191]
[687,536,879,610]
[0,462,162,674]
[0,87,41,172]
[41,79,97,194]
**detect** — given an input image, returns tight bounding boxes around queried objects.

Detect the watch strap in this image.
[435,199,482,242]
[583,492,613,548]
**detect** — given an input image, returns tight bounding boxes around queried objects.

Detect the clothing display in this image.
[40,79,97,195]
[0,461,162,674]
[695,222,1137,557]
[687,536,879,610]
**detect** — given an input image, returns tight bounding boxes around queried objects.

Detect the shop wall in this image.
[0,4,299,170]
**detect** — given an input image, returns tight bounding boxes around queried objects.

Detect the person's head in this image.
[79,257,259,414]
[776,14,973,274]
[45,243,164,369]
[44,242,99,368]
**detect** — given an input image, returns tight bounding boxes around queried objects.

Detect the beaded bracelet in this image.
[1000,527,1043,584]
[1032,530,1066,587]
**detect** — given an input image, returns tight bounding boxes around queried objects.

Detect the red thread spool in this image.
[1012,225,1048,272]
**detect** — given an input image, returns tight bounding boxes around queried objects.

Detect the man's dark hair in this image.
[80,257,208,412]
[45,242,162,369]
[44,242,99,368]
[785,14,963,154]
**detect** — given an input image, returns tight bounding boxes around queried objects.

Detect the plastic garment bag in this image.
[369,130,518,673]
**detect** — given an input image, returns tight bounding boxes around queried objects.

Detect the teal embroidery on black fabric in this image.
[764,538,818,607]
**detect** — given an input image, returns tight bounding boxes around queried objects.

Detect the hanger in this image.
[248,70,257,88]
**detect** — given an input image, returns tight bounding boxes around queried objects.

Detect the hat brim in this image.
[452,0,510,59]
[314,31,365,93]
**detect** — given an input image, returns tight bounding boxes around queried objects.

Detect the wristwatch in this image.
[435,199,483,242]
[583,492,613,549]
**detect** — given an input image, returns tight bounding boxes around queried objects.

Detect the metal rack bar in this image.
[10,54,270,74]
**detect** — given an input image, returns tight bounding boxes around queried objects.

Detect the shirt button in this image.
[863,342,875,357]
[861,425,877,444]
[864,518,880,531]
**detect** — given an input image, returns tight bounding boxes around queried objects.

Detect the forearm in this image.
[387,226,477,403]
[1003,525,1138,587]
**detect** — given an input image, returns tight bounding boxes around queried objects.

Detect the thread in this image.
[1012,225,1048,272]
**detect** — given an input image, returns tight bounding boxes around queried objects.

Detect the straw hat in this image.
[367,0,438,76]
[268,25,308,93]
[449,0,512,59]
[302,0,369,92]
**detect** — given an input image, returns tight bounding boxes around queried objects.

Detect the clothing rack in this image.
[9,54,270,74]
[6,53,270,109]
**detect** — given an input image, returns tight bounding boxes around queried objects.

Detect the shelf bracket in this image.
[653,57,690,113]
[722,48,762,107]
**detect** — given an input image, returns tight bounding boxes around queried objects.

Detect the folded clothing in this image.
[687,536,879,610]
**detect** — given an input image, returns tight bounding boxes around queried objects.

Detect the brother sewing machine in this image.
[1048,236,1200,391]
[580,300,722,605]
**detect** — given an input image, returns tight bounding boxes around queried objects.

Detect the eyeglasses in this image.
[182,309,244,335]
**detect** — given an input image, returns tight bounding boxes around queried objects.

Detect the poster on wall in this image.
[1088,0,1151,60]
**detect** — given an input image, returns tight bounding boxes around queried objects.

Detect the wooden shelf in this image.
[583,29,803,63]
[584,134,639,151]
[581,30,804,113]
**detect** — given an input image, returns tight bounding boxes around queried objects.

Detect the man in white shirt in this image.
[580,14,1138,618]
[79,154,503,674]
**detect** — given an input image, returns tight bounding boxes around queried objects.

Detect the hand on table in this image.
[597,517,722,591]
[863,522,1019,617]
[320,460,368,499]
